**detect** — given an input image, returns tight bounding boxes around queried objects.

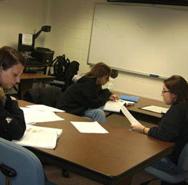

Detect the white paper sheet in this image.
[22,34,33,45]
[14,125,63,149]
[20,107,64,124]
[120,106,143,126]
[27,104,64,113]
[141,105,168,114]
[70,121,109,134]
[103,100,134,112]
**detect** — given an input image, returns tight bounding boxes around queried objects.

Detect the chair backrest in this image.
[23,85,62,107]
[0,138,45,185]
[178,143,188,172]
[63,60,80,89]
[53,55,70,81]
[50,60,80,91]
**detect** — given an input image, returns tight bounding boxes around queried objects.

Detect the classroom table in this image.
[127,95,168,118]
[113,92,169,121]
[18,100,173,185]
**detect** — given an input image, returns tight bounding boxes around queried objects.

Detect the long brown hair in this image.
[164,75,188,103]
[0,46,25,70]
[85,63,111,79]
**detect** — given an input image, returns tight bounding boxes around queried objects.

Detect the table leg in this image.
[104,175,133,185]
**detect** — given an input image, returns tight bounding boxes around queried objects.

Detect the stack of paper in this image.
[141,105,168,114]
[103,99,134,112]
[14,125,62,149]
[26,104,64,113]
[20,107,64,124]
[70,121,108,134]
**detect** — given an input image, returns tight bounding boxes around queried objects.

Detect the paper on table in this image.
[27,104,65,113]
[141,105,168,114]
[20,107,64,124]
[14,125,63,149]
[103,99,134,112]
[120,106,143,126]
[70,121,109,134]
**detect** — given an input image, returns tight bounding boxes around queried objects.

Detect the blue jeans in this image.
[84,108,106,123]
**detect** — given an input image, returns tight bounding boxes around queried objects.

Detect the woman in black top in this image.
[57,63,118,123]
[0,46,26,140]
[132,75,188,164]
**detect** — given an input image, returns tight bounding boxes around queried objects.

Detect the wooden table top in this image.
[18,100,173,184]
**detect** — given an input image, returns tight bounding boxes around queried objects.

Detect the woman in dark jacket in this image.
[132,75,188,164]
[0,46,26,140]
[57,63,118,123]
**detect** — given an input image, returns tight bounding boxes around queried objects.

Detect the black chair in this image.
[50,60,80,91]
[23,85,62,108]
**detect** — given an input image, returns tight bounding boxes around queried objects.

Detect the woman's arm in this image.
[131,122,150,134]
[80,79,112,108]
[131,104,185,141]
[0,96,26,140]
[147,104,185,141]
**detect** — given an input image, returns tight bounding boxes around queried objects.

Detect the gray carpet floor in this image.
[45,165,160,185]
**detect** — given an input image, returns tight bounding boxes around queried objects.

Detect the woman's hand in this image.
[131,123,145,133]
[109,94,119,101]
[131,123,150,134]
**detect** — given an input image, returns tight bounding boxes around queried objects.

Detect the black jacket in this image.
[0,95,26,140]
[148,102,188,163]
[57,76,112,115]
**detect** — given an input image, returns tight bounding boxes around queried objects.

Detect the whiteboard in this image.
[88,3,188,80]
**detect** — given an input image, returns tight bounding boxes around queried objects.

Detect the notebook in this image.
[14,125,62,149]
[103,99,134,112]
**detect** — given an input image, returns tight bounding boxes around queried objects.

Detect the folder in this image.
[120,95,139,102]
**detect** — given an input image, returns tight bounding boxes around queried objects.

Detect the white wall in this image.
[46,0,163,101]
[0,0,49,48]
[46,0,99,73]
[0,0,164,100]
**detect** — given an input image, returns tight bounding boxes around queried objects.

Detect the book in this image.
[103,99,134,112]
[14,125,62,149]
[120,95,139,102]
[141,105,169,114]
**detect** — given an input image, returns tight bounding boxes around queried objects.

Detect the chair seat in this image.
[0,138,57,185]
[145,166,188,184]
[144,143,188,185]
